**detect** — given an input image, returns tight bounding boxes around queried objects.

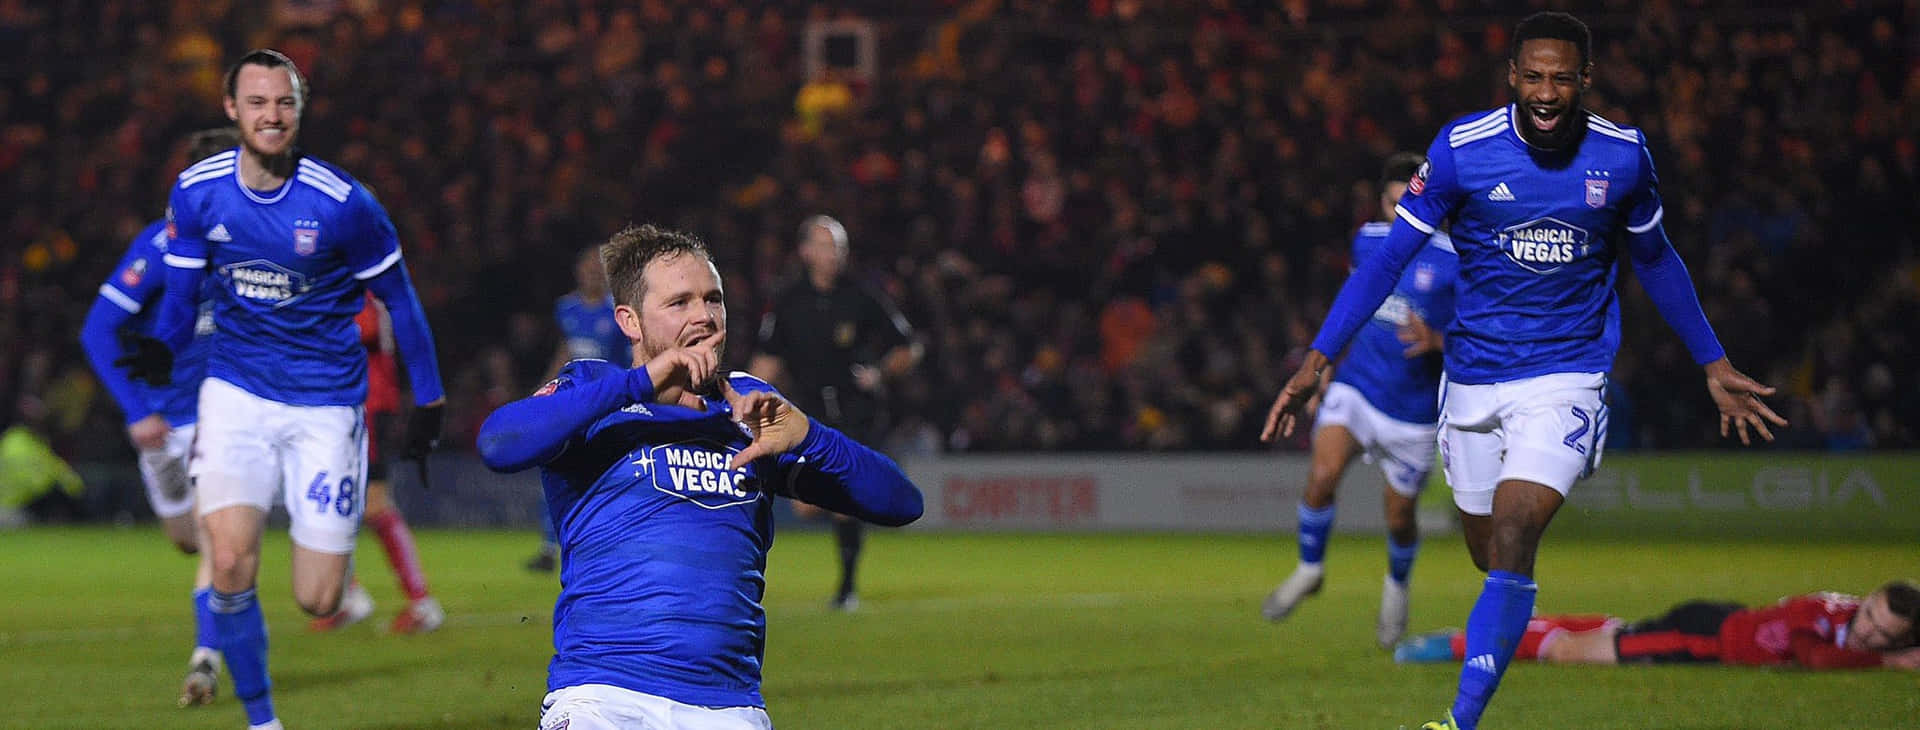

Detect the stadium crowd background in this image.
[2,0,1915,482]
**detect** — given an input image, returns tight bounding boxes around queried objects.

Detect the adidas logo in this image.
[1465,653,1498,674]
[1487,183,1516,202]
[207,224,232,242]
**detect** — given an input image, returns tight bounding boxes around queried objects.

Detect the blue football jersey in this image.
[539,360,800,708]
[1393,105,1663,384]
[91,220,213,426]
[555,293,628,365]
[1333,222,1458,425]
[164,150,403,406]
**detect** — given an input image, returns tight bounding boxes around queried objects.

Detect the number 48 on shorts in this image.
[305,471,358,517]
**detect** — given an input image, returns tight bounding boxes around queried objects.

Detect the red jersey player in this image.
[1397,580,1920,670]
[309,293,445,633]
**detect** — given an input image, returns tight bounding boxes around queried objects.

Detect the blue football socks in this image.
[1387,537,1419,585]
[208,588,275,727]
[1296,502,1336,565]
[192,587,218,655]
[1449,570,1536,730]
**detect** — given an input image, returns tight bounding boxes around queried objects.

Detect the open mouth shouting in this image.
[1524,102,1566,135]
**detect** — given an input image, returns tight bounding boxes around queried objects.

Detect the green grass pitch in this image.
[3,528,1916,729]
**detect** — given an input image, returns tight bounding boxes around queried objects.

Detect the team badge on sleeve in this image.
[1584,178,1609,208]
[1408,161,1431,195]
[120,258,148,287]
[533,378,562,397]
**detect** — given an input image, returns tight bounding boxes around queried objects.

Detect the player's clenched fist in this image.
[643,336,720,394]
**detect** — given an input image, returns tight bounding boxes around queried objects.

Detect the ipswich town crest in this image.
[293,219,320,255]
[1584,178,1608,209]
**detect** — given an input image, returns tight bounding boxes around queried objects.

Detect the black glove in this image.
[404,404,444,490]
[114,332,175,386]
[403,404,444,461]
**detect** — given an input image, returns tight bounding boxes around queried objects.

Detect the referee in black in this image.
[751,215,922,611]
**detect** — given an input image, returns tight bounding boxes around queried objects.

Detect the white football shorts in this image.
[1437,371,1607,516]
[137,422,198,520]
[541,684,773,730]
[1313,382,1438,497]
[191,377,366,553]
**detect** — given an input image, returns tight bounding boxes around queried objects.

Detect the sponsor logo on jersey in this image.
[1497,217,1592,274]
[1487,181,1516,201]
[206,223,233,242]
[120,257,148,287]
[221,259,311,308]
[293,219,320,255]
[642,440,760,509]
[1585,178,1609,208]
[1408,161,1430,195]
[1372,294,1414,327]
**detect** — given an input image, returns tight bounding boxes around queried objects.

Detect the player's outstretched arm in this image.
[1703,358,1788,446]
[478,365,658,473]
[364,262,446,408]
[1261,349,1335,442]
[724,381,923,526]
[478,342,718,472]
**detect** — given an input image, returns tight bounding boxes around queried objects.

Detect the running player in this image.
[121,50,445,730]
[1261,152,1458,649]
[80,127,238,707]
[1262,13,1786,730]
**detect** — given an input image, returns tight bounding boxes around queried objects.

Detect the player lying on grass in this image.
[1395,580,1920,670]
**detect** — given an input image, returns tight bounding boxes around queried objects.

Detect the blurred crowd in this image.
[3,0,1916,468]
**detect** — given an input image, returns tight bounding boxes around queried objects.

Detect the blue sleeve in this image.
[363,261,446,405]
[1311,133,1463,357]
[1394,133,1467,236]
[150,192,209,352]
[1623,144,1725,365]
[81,301,148,424]
[1426,240,1460,331]
[1310,221,1431,357]
[477,363,655,473]
[81,228,167,421]
[341,184,403,280]
[775,422,924,527]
